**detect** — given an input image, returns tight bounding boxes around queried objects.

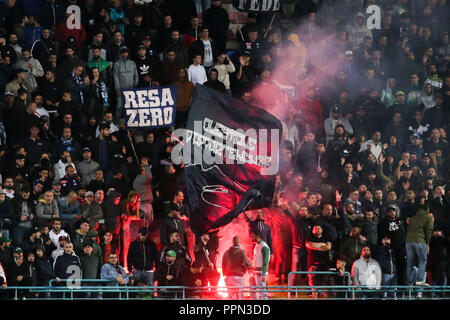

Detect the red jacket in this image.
[55,20,87,49]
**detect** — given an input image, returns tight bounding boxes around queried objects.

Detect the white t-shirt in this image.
[188,64,208,85]
[202,40,213,67]
[35,107,49,119]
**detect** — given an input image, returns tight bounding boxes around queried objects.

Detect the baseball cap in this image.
[82,147,91,153]
[344,50,353,56]
[395,91,405,96]
[166,250,176,257]
[119,45,129,52]
[4,91,14,96]
[82,241,93,248]
[387,206,397,211]
[52,179,61,185]
[142,35,151,41]
[30,226,40,234]
[99,121,110,130]
[0,236,12,243]
[138,227,148,236]
[13,247,23,254]
[331,105,342,113]
[85,191,94,198]
[15,68,27,74]
[58,235,68,241]
[137,44,146,50]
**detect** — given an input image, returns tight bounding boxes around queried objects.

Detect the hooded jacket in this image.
[203,69,226,93]
[30,35,56,64]
[347,13,372,49]
[15,57,44,92]
[113,55,138,90]
[35,254,54,285]
[222,245,252,277]
[174,73,195,112]
[133,165,154,203]
[101,190,121,233]
[406,207,434,244]
[36,198,59,227]
[420,83,435,110]
[324,107,354,143]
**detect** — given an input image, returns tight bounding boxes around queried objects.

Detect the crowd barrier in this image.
[1,277,449,300]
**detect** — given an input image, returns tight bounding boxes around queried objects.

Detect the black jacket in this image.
[159,216,186,247]
[284,208,313,248]
[101,190,122,233]
[127,238,158,272]
[35,255,54,285]
[54,252,82,280]
[374,245,397,275]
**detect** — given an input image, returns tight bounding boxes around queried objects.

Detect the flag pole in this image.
[263,12,277,39]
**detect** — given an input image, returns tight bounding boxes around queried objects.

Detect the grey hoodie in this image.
[347,13,373,49]
[420,83,435,110]
[132,165,153,203]
[113,56,139,90]
[324,108,354,143]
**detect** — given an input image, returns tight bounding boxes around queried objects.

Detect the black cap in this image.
[82,147,91,153]
[138,227,148,236]
[15,68,27,74]
[82,241,93,248]
[331,105,342,113]
[30,226,40,234]
[99,121,110,130]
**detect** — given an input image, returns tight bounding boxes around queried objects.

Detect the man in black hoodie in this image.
[30,27,56,65]
[127,227,158,286]
[35,243,54,287]
[101,190,121,249]
[203,68,226,93]
[204,0,229,53]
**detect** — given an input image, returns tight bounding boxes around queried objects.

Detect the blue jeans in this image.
[382,273,398,299]
[225,276,244,299]
[406,242,428,285]
[250,272,268,300]
[132,270,154,286]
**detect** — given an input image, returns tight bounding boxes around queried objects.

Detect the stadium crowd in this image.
[0,0,449,300]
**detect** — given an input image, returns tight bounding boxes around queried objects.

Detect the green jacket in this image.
[80,253,101,279]
[406,208,433,244]
[87,58,111,73]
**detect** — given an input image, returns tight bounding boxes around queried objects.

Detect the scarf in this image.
[72,72,84,104]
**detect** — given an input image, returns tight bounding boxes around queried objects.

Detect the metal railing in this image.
[1,278,449,300]
[287,270,352,299]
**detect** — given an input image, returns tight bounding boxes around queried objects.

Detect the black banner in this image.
[232,0,281,12]
[182,85,282,237]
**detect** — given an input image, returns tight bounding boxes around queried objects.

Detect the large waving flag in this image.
[181,85,282,236]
